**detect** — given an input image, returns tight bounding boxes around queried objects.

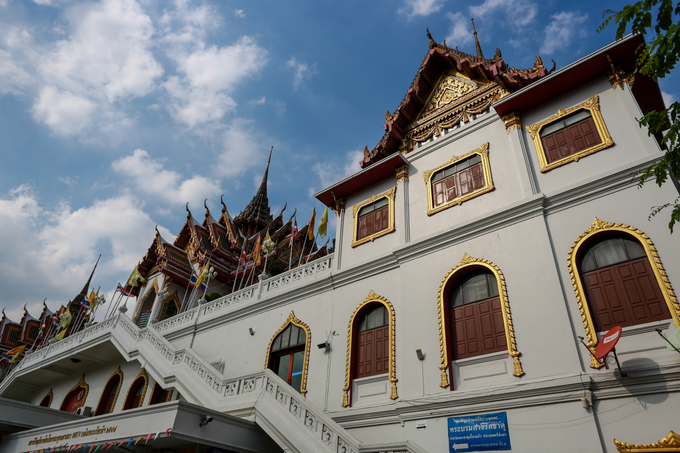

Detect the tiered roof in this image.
[234,147,274,237]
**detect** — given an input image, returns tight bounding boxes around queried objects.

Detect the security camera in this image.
[200,415,213,427]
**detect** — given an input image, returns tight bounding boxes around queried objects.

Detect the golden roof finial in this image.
[471,18,484,60]
[204,198,210,218]
[426,27,438,49]
[186,202,192,220]
[220,194,227,214]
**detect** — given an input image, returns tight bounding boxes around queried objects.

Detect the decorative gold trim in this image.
[526,94,614,173]
[351,186,397,248]
[567,218,680,368]
[133,279,159,322]
[123,369,149,410]
[95,367,123,415]
[157,292,180,321]
[264,311,312,397]
[606,55,636,90]
[502,111,522,133]
[40,388,53,407]
[396,165,409,184]
[342,290,397,407]
[60,374,89,411]
[437,254,524,388]
[615,431,680,452]
[422,142,494,216]
[422,74,478,116]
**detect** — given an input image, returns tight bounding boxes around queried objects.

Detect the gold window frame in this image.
[615,431,680,452]
[436,254,524,388]
[95,367,123,415]
[133,279,159,322]
[60,374,89,411]
[351,186,397,248]
[567,218,680,369]
[264,311,312,397]
[39,388,53,407]
[123,369,149,409]
[342,290,397,407]
[526,94,614,173]
[157,293,180,322]
[422,142,494,216]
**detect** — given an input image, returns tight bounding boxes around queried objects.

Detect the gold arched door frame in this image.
[95,367,123,415]
[39,389,53,407]
[123,369,149,409]
[133,280,159,322]
[568,218,680,368]
[60,374,89,411]
[157,293,181,321]
[342,290,397,407]
[437,254,524,388]
[264,311,312,397]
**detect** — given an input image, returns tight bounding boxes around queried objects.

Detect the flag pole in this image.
[288,214,297,270]
[305,232,320,264]
[296,232,309,267]
[233,237,247,293]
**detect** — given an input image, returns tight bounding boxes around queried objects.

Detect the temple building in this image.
[1,28,679,453]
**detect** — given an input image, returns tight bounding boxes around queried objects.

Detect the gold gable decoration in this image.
[614,431,680,452]
[422,75,478,116]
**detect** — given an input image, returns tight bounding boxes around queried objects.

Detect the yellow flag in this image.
[127,267,146,287]
[88,289,96,303]
[195,259,211,287]
[318,207,328,238]
[60,307,72,328]
[253,234,262,265]
[6,345,25,355]
[56,330,67,341]
[9,345,26,363]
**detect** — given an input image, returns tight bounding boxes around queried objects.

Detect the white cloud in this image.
[165,36,268,127]
[445,12,472,47]
[286,57,317,90]
[540,12,588,55]
[312,149,363,188]
[215,118,268,177]
[398,0,445,18]
[250,96,266,105]
[111,149,223,206]
[469,0,537,27]
[234,9,245,18]
[32,86,96,135]
[662,91,676,108]
[0,185,162,320]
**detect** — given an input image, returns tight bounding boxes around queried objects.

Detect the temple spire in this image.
[471,18,484,60]
[72,255,100,307]
[233,147,275,238]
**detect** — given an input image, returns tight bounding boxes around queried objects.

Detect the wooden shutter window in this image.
[541,111,602,164]
[355,305,389,379]
[432,157,485,208]
[357,198,389,240]
[579,234,670,332]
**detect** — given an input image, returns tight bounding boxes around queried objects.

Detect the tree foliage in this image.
[600,0,680,232]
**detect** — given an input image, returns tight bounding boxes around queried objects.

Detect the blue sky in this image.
[1,0,676,321]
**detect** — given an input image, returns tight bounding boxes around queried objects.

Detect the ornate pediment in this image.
[421,74,480,117]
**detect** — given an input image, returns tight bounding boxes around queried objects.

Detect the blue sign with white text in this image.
[448,412,511,452]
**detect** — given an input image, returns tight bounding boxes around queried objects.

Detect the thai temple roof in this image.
[233,147,274,235]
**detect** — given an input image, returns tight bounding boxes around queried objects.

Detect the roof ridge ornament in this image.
[186,202,192,220]
[471,18,484,60]
[204,199,210,218]
[427,27,437,49]
[220,194,227,213]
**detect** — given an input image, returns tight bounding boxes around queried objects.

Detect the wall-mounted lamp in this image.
[200,415,213,427]
[317,341,330,350]
[415,349,425,361]
[248,327,255,336]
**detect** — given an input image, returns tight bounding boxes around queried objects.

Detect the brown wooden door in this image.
[451,297,506,360]
[356,325,389,378]
[583,257,670,332]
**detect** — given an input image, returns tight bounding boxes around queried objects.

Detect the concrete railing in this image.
[151,254,334,336]
[2,310,362,453]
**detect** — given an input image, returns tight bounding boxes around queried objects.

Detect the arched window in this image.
[343,291,397,407]
[134,281,158,328]
[157,295,180,322]
[123,370,148,410]
[579,233,671,332]
[355,304,389,378]
[95,368,123,415]
[448,269,506,359]
[568,218,680,369]
[39,389,53,408]
[265,312,311,395]
[149,383,173,405]
[60,375,89,413]
[437,254,523,389]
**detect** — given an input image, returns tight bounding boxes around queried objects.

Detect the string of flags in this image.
[24,428,172,453]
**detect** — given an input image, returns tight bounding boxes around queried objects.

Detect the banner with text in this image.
[447,412,511,452]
